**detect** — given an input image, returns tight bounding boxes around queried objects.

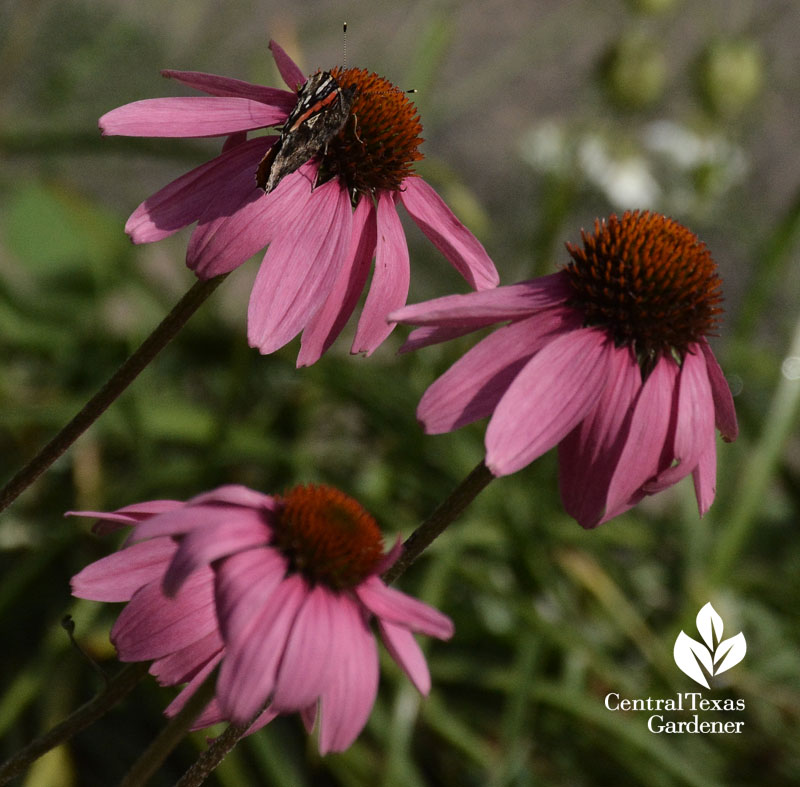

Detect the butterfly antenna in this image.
[343,22,348,69]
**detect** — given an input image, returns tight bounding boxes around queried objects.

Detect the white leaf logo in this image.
[673,602,746,688]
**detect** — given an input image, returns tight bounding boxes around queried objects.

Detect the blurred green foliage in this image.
[1,1,799,785]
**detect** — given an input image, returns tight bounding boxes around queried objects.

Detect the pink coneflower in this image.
[100,40,498,365]
[70,484,453,753]
[391,211,738,528]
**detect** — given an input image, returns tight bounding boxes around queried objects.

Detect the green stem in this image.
[382,460,495,585]
[119,671,218,787]
[173,718,251,787]
[0,275,226,514]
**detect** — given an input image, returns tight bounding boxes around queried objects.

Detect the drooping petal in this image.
[602,356,679,523]
[390,272,571,328]
[398,323,492,353]
[189,700,280,734]
[417,309,580,434]
[558,346,642,528]
[99,97,287,138]
[271,586,335,711]
[187,159,315,278]
[247,179,353,354]
[213,548,288,648]
[162,507,271,595]
[486,328,613,476]
[646,349,716,491]
[355,576,454,639]
[317,596,378,754]
[161,69,296,111]
[163,650,223,720]
[216,574,307,722]
[111,568,217,661]
[269,39,307,92]
[71,538,178,602]
[699,339,738,442]
[378,619,431,695]
[67,500,184,534]
[399,178,499,290]
[351,191,410,355]
[374,536,403,575]
[691,435,717,516]
[186,484,279,511]
[297,195,377,366]
[125,137,267,244]
[150,629,224,686]
[129,504,257,544]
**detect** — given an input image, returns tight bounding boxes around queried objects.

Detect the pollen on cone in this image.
[274,484,385,589]
[563,210,723,368]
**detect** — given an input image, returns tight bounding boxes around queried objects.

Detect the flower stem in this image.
[0,662,149,786]
[119,671,218,787]
[382,460,495,585]
[173,718,251,787]
[0,275,226,514]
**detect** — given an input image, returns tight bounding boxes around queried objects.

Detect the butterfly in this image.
[256,70,357,193]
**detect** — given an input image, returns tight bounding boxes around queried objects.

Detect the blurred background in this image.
[1,0,799,784]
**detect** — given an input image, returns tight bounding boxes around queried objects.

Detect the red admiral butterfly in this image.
[256,69,357,193]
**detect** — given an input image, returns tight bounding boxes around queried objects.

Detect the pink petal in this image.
[67,500,183,522]
[186,697,226,728]
[297,196,377,366]
[399,178,499,290]
[67,500,184,535]
[602,356,679,523]
[214,548,288,647]
[130,503,256,544]
[352,192,410,355]
[189,700,280,735]
[646,349,716,491]
[390,272,571,328]
[71,538,178,602]
[247,178,353,354]
[163,650,223,719]
[111,568,217,661]
[398,323,490,354]
[374,536,403,575]
[691,437,717,516]
[187,158,316,278]
[378,620,431,695]
[216,574,307,722]
[186,484,279,510]
[268,40,307,92]
[125,137,267,244]
[161,69,296,111]
[150,630,224,686]
[272,586,336,711]
[699,339,738,442]
[417,309,580,434]
[486,328,613,476]
[162,507,271,596]
[355,576,454,639]
[317,596,378,754]
[558,346,642,528]
[100,97,287,138]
